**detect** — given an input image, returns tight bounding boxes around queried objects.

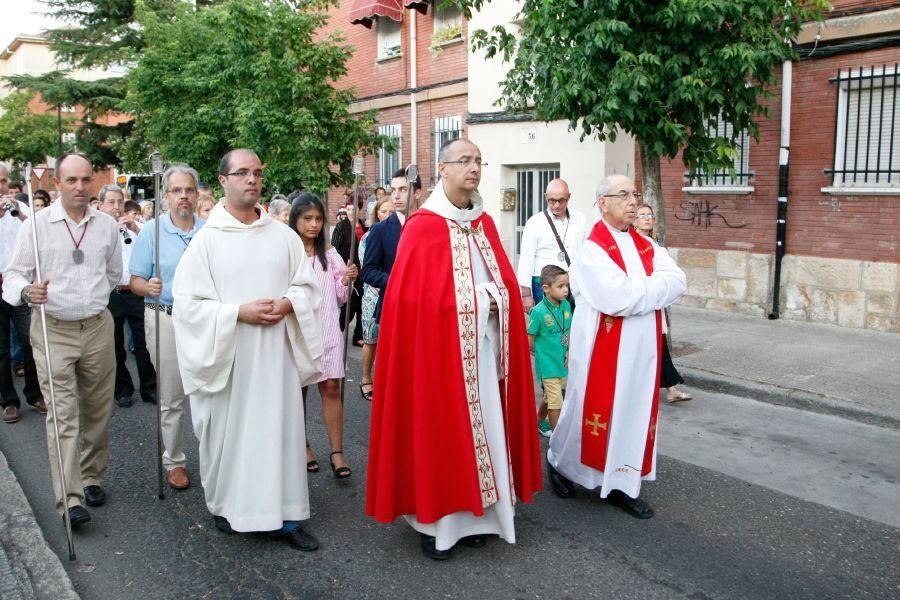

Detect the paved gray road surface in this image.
[1,352,897,599]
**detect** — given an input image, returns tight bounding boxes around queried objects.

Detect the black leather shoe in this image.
[65,505,90,528]
[142,394,157,405]
[607,490,655,519]
[547,459,576,499]
[83,485,106,507]
[458,535,486,548]
[213,515,236,534]
[115,395,133,408]
[277,527,319,552]
[420,534,452,560]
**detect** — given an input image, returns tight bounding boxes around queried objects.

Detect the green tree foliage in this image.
[0,92,74,166]
[125,0,380,192]
[457,0,828,241]
[4,1,182,168]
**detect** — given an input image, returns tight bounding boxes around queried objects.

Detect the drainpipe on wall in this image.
[769,59,791,320]
[409,8,418,165]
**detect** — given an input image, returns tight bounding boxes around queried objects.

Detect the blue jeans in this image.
[531,277,544,303]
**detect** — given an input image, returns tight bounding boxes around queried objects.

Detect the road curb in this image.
[678,365,900,431]
[0,450,79,600]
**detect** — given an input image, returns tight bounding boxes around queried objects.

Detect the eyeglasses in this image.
[167,187,197,195]
[545,197,570,204]
[442,158,487,167]
[602,190,642,202]
[637,214,654,219]
[225,170,264,179]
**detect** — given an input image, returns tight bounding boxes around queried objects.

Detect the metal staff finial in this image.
[25,162,77,561]
[149,151,165,500]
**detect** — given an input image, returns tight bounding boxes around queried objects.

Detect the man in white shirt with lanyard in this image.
[516,179,588,311]
[3,152,122,528]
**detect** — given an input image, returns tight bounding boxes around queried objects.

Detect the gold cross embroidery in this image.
[585,413,608,436]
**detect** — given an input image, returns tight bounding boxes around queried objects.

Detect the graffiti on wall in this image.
[674,198,747,229]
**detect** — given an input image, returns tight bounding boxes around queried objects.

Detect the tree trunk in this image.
[638,141,666,245]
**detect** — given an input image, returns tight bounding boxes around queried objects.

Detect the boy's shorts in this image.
[542,377,566,410]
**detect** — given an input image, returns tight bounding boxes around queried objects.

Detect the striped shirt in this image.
[2,200,122,320]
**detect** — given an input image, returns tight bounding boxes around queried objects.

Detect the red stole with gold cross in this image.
[580,223,662,476]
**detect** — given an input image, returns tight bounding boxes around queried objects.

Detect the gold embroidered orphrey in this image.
[470,222,517,504]
[447,221,498,508]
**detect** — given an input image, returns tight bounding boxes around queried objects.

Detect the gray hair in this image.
[0,162,9,176]
[98,184,125,204]
[268,197,291,219]
[595,176,616,200]
[162,164,200,192]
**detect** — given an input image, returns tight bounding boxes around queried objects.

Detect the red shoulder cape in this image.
[366,208,542,524]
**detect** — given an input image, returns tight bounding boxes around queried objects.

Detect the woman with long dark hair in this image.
[289,193,358,477]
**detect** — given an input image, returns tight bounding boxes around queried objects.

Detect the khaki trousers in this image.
[31,310,115,513]
[143,308,187,470]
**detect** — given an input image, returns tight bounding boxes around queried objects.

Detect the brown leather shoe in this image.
[167,467,190,490]
[28,399,48,415]
[2,406,20,424]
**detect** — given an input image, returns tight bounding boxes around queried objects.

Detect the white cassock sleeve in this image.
[570,240,686,318]
[172,235,242,395]
[284,251,324,387]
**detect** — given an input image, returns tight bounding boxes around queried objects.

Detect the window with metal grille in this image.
[828,65,899,189]
[377,124,402,188]
[432,115,462,184]
[687,116,752,188]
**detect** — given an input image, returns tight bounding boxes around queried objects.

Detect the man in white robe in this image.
[172,149,324,550]
[547,175,686,519]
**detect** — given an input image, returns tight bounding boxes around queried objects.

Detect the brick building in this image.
[656,1,900,332]
[320,0,469,218]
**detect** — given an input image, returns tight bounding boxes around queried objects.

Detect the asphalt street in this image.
[1,349,898,599]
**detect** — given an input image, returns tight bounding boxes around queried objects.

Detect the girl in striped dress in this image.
[290,192,358,479]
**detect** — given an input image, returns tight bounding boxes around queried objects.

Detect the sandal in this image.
[329,450,351,479]
[306,443,319,473]
[667,391,693,404]
[359,382,374,402]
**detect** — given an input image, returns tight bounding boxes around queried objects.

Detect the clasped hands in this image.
[238,298,293,325]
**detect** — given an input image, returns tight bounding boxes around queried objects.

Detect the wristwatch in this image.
[21,286,31,304]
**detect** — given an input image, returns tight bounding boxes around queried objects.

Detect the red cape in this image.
[366,208,543,524]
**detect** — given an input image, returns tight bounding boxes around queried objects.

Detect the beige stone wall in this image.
[668,248,899,333]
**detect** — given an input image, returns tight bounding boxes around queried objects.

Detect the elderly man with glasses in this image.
[516,178,588,313]
[546,174,686,520]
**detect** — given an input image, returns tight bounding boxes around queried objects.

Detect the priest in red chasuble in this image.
[547,175,686,519]
[366,138,542,560]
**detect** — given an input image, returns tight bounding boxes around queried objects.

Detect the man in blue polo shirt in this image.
[129,164,204,490]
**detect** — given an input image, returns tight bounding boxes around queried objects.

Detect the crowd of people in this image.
[0,138,689,560]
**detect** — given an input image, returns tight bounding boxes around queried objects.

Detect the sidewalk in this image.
[669,305,900,429]
[0,450,78,600]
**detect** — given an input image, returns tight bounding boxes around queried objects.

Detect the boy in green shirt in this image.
[527,265,571,437]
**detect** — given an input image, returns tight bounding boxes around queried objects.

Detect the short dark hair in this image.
[8,181,22,191]
[391,167,420,188]
[198,182,212,192]
[55,152,90,174]
[391,168,406,180]
[218,148,257,177]
[375,186,386,194]
[540,264,568,287]
[124,200,141,213]
[438,137,471,162]
[33,189,50,203]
